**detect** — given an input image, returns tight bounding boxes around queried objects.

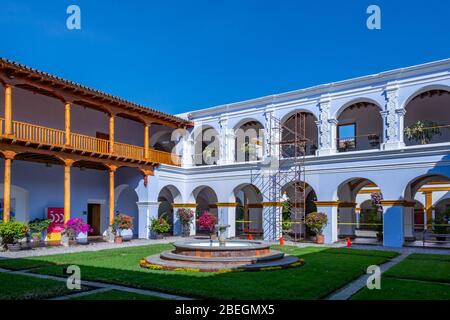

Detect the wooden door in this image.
[88,204,101,236]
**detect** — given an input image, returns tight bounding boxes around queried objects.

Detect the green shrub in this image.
[149,215,171,234]
[0,220,28,246]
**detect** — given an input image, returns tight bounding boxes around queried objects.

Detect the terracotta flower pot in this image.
[316,234,325,244]
[114,236,123,244]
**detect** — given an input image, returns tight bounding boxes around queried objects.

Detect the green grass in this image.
[384,253,450,284]
[351,278,450,300]
[72,289,166,300]
[0,272,89,300]
[0,244,397,300]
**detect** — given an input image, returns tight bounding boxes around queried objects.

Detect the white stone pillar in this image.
[315,201,339,244]
[137,201,160,239]
[262,202,283,241]
[316,100,337,156]
[225,130,236,164]
[182,134,195,168]
[403,202,415,240]
[381,87,406,150]
[217,203,237,238]
[381,200,404,248]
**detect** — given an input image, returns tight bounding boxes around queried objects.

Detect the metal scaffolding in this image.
[251,112,309,241]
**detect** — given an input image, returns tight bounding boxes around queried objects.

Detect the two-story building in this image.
[1,58,449,248]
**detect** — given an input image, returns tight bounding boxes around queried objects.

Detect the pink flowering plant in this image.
[62,218,93,240]
[177,208,194,237]
[198,211,216,239]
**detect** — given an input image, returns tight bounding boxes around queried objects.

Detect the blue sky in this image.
[0,1,449,114]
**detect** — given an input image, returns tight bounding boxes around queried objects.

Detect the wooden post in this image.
[109,166,117,226]
[63,159,74,223]
[425,191,433,229]
[64,102,71,146]
[144,123,150,159]
[109,114,115,154]
[2,151,15,222]
[4,85,13,136]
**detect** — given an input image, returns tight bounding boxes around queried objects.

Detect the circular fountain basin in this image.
[141,240,303,272]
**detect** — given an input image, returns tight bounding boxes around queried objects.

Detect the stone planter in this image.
[76,232,88,245]
[61,234,70,247]
[119,228,133,241]
[7,243,21,252]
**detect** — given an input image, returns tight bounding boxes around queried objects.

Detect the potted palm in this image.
[405,120,442,144]
[0,220,28,251]
[304,212,328,244]
[149,214,171,239]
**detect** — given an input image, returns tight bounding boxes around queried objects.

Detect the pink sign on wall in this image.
[47,207,65,233]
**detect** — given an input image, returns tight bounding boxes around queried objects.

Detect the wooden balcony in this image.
[0,118,181,166]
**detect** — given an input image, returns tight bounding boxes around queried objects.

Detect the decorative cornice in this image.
[215,202,239,207]
[314,201,340,207]
[172,203,197,208]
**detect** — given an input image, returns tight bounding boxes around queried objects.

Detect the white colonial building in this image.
[148,58,450,248]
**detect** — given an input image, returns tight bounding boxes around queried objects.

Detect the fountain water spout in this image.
[216,224,230,246]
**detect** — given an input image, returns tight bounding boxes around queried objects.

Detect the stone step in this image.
[159,250,285,264]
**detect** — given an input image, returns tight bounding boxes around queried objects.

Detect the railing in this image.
[114,141,144,160]
[404,124,450,146]
[14,120,66,147]
[71,132,110,154]
[149,148,181,166]
[0,118,181,166]
[337,133,381,152]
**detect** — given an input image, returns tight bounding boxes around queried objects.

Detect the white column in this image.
[225,130,236,164]
[217,204,237,238]
[316,100,337,156]
[315,202,339,244]
[403,204,415,240]
[182,134,195,167]
[137,201,160,239]
[262,203,282,241]
[381,87,406,150]
[382,200,404,248]
[218,118,235,165]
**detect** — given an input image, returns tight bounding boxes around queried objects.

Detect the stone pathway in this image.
[0,267,193,300]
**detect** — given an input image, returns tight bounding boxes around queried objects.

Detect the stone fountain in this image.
[141,225,302,272]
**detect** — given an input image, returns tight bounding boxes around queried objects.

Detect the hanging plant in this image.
[405,120,442,144]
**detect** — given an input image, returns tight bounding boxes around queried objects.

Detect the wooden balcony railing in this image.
[0,118,181,166]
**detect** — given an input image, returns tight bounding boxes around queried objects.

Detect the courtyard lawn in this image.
[72,289,167,300]
[384,253,450,283]
[351,253,450,300]
[0,272,90,300]
[0,244,398,300]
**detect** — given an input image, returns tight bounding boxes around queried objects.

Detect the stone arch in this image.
[280,111,319,156]
[234,120,264,162]
[188,185,218,234]
[191,125,220,165]
[231,183,263,238]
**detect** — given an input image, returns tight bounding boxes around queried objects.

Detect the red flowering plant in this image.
[198,211,217,240]
[62,218,93,240]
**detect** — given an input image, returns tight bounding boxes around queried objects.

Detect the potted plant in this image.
[405,120,442,145]
[149,214,171,239]
[61,218,92,247]
[0,220,28,251]
[177,208,194,237]
[198,211,217,241]
[304,212,328,244]
[28,218,52,247]
[113,214,134,241]
[368,134,380,147]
